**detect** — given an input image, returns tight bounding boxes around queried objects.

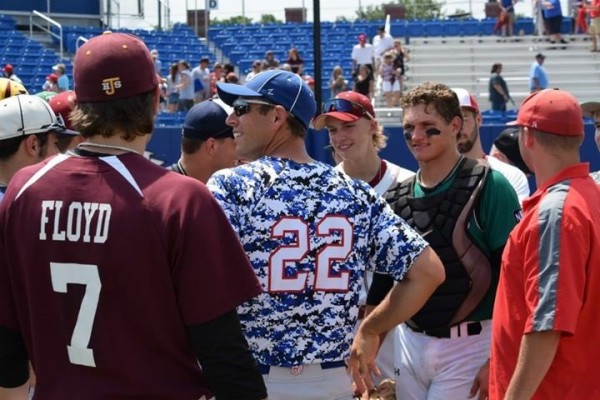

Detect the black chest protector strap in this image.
[386,157,491,328]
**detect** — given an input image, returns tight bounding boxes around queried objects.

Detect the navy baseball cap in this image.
[216,70,317,129]
[182,98,233,140]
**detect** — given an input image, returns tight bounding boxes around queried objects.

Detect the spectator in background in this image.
[150,49,162,76]
[42,73,59,93]
[489,62,511,111]
[191,56,211,103]
[529,53,548,92]
[380,52,401,107]
[210,62,224,96]
[262,50,280,70]
[329,65,348,98]
[499,0,518,37]
[490,128,533,175]
[3,64,21,84]
[176,60,194,112]
[353,64,374,100]
[580,100,600,183]
[286,47,304,75]
[225,72,239,84]
[392,39,409,94]
[589,0,600,51]
[245,60,262,82]
[223,63,235,78]
[166,62,180,113]
[171,98,237,183]
[373,25,395,73]
[542,0,568,44]
[52,63,69,92]
[351,34,375,78]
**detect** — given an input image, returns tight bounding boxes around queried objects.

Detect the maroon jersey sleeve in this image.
[163,179,262,325]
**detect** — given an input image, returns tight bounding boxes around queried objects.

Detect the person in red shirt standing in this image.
[588,0,600,51]
[489,89,600,400]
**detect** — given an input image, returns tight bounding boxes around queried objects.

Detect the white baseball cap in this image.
[0,95,68,140]
[452,87,480,113]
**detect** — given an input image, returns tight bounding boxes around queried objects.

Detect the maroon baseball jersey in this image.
[0,152,261,399]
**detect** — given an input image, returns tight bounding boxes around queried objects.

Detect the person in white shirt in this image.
[452,88,530,203]
[351,34,375,79]
[372,26,395,70]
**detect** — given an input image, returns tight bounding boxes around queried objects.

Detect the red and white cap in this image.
[452,88,480,114]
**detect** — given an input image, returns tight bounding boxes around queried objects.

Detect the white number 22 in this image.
[269,216,353,293]
[50,262,101,367]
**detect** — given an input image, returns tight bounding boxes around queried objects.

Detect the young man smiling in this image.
[383,81,520,400]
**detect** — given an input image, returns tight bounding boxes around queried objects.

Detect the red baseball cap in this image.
[4,64,13,73]
[74,31,158,102]
[312,91,375,130]
[507,89,583,137]
[48,90,78,133]
[47,73,58,83]
[452,88,479,113]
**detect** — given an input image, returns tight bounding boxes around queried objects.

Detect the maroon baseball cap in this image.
[73,31,158,102]
[312,91,375,130]
[507,89,583,137]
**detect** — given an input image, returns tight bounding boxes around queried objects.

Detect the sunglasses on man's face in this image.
[322,98,375,120]
[232,99,275,117]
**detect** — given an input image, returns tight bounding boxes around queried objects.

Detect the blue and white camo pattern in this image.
[207,156,427,367]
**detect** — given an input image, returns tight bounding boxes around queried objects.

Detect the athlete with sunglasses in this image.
[207,70,445,399]
[313,90,414,385]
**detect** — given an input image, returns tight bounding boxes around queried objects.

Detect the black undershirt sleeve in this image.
[366,272,395,306]
[187,310,267,400]
[490,246,504,273]
[0,326,29,388]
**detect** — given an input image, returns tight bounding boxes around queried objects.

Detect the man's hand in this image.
[348,326,381,396]
[469,359,490,400]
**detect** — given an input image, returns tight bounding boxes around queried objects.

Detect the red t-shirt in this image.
[490,163,600,399]
[590,0,600,19]
[0,153,262,399]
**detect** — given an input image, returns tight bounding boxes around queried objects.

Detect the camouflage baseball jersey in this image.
[207,156,428,367]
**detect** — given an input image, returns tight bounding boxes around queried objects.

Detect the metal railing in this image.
[76,35,89,52]
[30,10,63,59]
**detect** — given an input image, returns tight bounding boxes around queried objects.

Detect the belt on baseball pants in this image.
[257,360,346,375]
[406,321,482,339]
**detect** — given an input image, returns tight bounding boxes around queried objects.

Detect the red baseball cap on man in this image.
[507,89,583,137]
[312,91,375,130]
[4,64,13,73]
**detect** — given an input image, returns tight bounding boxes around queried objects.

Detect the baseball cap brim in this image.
[506,120,519,126]
[581,101,600,118]
[312,112,361,130]
[217,82,263,106]
[57,128,80,136]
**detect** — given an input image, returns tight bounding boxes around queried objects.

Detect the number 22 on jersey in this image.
[268,216,353,293]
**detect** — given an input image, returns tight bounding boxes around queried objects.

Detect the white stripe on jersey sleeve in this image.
[15,153,71,200]
[99,156,144,197]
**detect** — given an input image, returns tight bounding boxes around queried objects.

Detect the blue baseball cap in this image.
[182,98,233,140]
[216,70,316,129]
